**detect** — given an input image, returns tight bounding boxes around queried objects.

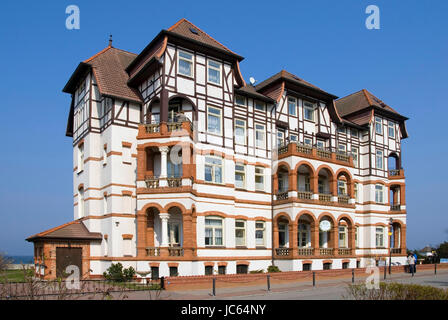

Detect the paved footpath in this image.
[120,268,448,300]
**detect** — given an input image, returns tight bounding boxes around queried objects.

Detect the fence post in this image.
[352,269,354,284]
[312,272,315,287]
[212,277,216,296]
[267,274,271,292]
[160,277,165,290]
[384,265,387,280]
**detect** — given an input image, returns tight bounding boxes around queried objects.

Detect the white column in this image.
[159,146,169,178]
[159,213,170,247]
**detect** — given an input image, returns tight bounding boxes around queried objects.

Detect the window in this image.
[207,106,222,135]
[103,145,107,166]
[342,262,349,269]
[376,150,383,169]
[78,144,84,173]
[338,180,347,195]
[323,263,332,270]
[351,147,359,167]
[151,266,159,280]
[218,265,226,275]
[235,164,245,189]
[235,119,246,145]
[205,266,213,276]
[123,238,132,257]
[338,144,346,153]
[376,227,385,248]
[351,128,358,138]
[255,101,266,111]
[277,129,285,147]
[78,188,84,218]
[303,101,315,121]
[298,224,310,247]
[288,97,297,116]
[235,220,246,246]
[316,140,325,150]
[375,184,384,203]
[354,183,359,202]
[304,138,312,146]
[388,121,395,138]
[235,95,245,106]
[255,221,265,246]
[207,60,221,84]
[255,124,266,148]
[178,50,193,77]
[278,223,288,247]
[205,217,223,246]
[169,266,178,277]
[337,127,346,134]
[255,167,264,191]
[375,116,382,134]
[303,263,312,271]
[339,226,348,248]
[236,264,248,274]
[205,157,223,184]
[290,134,298,142]
[355,226,359,248]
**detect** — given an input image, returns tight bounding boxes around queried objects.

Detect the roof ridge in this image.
[169,18,238,56]
[362,89,374,105]
[111,46,138,56]
[83,46,112,63]
[336,89,365,101]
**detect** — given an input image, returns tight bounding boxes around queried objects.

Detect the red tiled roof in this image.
[27,220,102,242]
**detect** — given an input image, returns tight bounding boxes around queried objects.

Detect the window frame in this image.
[351,146,359,167]
[235,95,246,106]
[177,50,194,78]
[207,106,222,135]
[376,150,384,169]
[375,116,383,135]
[235,219,246,247]
[255,166,265,191]
[288,97,297,116]
[207,59,222,85]
[234,119,246,145]
[255,123,266,149]
[375,184,384,204]
[303,101,315,122]
[78,144,84,173]
[388,121,395,138]
[255,221,266,247]
[205,216,224,247]
[376,227,385,248]
[235,163,246,189]
[254,101,266,112]
[204,156,223,184]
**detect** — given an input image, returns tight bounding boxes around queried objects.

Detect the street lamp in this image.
[388,217,393,275]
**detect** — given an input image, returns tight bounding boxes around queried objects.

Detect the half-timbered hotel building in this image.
[27,19,409,279]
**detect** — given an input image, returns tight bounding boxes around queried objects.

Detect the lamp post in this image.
[388,217,393,275]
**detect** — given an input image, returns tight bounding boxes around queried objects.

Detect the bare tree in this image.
[0,252,12,272]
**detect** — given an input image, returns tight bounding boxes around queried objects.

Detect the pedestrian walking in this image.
[413,252,418,273]
[407,253,415,274]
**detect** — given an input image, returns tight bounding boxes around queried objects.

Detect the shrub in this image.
[345,282,448,300]
[103,263,135,282]
[267,265,281,273]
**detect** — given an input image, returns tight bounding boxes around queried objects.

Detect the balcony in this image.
[168,247,184,257]
[338,248,352,256]
[143,175,193,193]
[337,195,350,205]
[146,247,160,257]
[275,248,292,257]
[138,120,193,140]
[297,191,312,200]
[276,191,289,201]
[277,142,353,166]
[319,248,334,256]
[390,203,401,211]
[388,169,405,179]
[319,193,332,203]
[297,248,314,256]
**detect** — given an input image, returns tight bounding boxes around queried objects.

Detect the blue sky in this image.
[0,0,447,255]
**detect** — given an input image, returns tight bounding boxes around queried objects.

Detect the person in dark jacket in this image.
[413,253,418,273]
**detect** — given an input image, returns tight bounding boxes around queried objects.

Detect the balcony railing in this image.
[338,248,352,255]
[317,148,332,159]
[276,191,289,201]
[297,191,312,200]
[319,193,332,203]
[139,119,193,139]
[168,247,184,257]
[167,177,182,188]
[390,204,401,211]
[336,150,350,162]
[338,195,349,204]
[144,123,160,133]
[296,143,313,155]
[389,169,401,176]
[275,248,291,256]
[278,145,289,155]
[146,247,160,257]
[391,248,403,254]
[297,248,314,256]
[319,248,334,256]
[145,176,160,189]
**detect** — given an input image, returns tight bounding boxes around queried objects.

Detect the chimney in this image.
[108,35,113,47]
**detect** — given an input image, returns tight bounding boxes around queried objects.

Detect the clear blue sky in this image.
[0,0,447,255]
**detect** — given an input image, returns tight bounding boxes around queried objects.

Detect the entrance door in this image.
[56,247,82,278]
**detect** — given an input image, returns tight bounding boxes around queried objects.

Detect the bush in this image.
[267,265,281,273]
[345,282,448,300]
[249,269,264,274]
[103,263,135,282]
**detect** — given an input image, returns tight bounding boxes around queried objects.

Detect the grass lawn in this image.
[0,269,32,283]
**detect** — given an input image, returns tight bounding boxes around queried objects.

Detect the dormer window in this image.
[178,50,194,77]
[207,60,221,85]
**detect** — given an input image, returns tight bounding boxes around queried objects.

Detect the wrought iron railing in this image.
[391,248,402,254]
[390,204,401,211]
[276,192,289,201]
[275,248,291,256]
[389,169,401,176]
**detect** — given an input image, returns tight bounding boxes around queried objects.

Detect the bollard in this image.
[435,263,437,275]
[267,274,271,292]
[384,265,387,280]
[312,272,316,287]
[212,277,216,296]
[352,269,355,284]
